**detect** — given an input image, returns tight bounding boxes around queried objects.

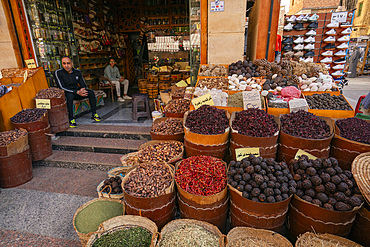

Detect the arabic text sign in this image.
[235,148,260,161]
[192,93,214,109]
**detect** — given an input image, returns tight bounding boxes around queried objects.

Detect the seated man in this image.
[55,56,101,128]
[104,58,131,102]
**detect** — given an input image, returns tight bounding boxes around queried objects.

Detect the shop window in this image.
[358,2,363,17]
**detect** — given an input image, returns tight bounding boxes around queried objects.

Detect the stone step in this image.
[35,150,124,171]
[52,136,147,154]
[57,124,152,140]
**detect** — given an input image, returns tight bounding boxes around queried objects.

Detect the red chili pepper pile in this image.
[175,156,227,196]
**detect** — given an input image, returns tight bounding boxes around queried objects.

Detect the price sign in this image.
[289,98,309,113]
[192,93,214,109]
[331,11,348,23]
[176,80,188,87]
[242,91,262,110]
[294,149,317,160]
[25,59,36,69]
[235,148,260,161]
[35,99,51,109]
[23,70,28,83]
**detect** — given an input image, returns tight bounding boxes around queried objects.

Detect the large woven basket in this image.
[351,152,370,204]
[138,140,184,164]
[295,232,362,247]
[226,227,292,247]
[86,215,158,247]
[73,198,125,246]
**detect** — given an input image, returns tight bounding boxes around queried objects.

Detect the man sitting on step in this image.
[104,57,131,102]
[55,56,102,128]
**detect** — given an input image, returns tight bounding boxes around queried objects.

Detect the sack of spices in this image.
[86,215,158,247]
[158,219,226,247]
[138,140,183,164]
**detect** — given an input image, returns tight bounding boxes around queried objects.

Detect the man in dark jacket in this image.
[55,56,101,127]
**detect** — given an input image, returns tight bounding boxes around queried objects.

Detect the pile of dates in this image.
[0,129,27,146]
[336,117,370,145]
[138,142,183,163]
[164,99,190,113]
[305,93,352,111]
[232,109,278,137]
[151,118,183,135]
[185,105,229,135]
[35,87,64,99]
[11,108,47,124]
[281,110,331,139]
[228,154,296,203]
[291,155,363,211]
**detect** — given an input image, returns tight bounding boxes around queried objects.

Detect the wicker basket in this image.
[138,140,184,164]
[73,198,125,246]
[96,179,124,200]
[295,232,362,247]
[351,152,370,204]
[86,215,158,247]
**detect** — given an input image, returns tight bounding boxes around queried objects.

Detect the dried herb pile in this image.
[158,224,219,247]
[176,156,227,196]
[185,105,229,135]
[232,109,278,137]
[92,226,152,247]
[281,110,331,139]
[336,117,370,144]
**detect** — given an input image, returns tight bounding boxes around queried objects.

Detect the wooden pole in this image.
[200,0,207,64]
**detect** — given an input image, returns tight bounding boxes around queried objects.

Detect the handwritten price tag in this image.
[176,80,188,87]
[35,99,51,109]
[25,59,36,69]
[243,91,262,110]
[192,93,214,109]
[294,149,317,160]
[235,148,260,161]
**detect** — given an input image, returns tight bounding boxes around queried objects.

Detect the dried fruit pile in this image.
[232,109,278,137]
[228,155,296,203]
[100,176,123,194]
[291,155,363,211]
[199,64,228,76]
[336,117,370,145]
[124,163,173,198]
[197,77,229,90]
[138,142,183,163]
[151,118,183,135]
[0,129,27,146]
[305,93,352,111]
[164,99,190,113]
[185,105,229,135]
[176,156,227,196]
[11,108,47,124]
[35,87,64,99]
[281,110,331,139]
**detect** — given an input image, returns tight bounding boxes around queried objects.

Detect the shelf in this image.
[71,5,89,14]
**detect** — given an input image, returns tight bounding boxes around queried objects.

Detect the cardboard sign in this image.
[289,98,309,113]
[192,93,214,109]
[35,99,51,109]
[25,59,37,69]
[23,70,28,83]
[294,149,317,160]
[242,91,262,110]
[235,148,260,161]
[331,11,348,23]
[176,80,188,87]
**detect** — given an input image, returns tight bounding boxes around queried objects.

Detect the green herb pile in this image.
[92,226,152,247]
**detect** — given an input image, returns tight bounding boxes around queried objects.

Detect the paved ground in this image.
[342,75,370,108]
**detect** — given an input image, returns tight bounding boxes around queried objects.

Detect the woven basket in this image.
[351,152,370,205]
[295,232,362,247]
[73,198,125,246]
[86,215,158,247]
[158,219,226,246]
[138,140,184,164]
[96,179,124,200]
[226,227,292,247]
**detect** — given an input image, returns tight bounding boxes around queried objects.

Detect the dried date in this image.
[11,109,47,124]
[0,129,27,146]
[151,118,183,135]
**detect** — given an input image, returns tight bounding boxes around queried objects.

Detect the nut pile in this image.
[36,87,64,99]
[336,118,370,145]
[199,64,228,76]
[138,142,183,163]
[101,176,123,194]
[305,93,352,111]
[197,77,228,90]
[228,155,296,203]
[281,110,331,139]
[185,105,229,135]
[232,109,278,137]
[0,129,27,146]
[11,108,48,124]
[176,156,227,196]
[171,87,186,98]
[291,155,363,211]
[124,163,173,198]
[164,99,190,114]
[151,118,183,135]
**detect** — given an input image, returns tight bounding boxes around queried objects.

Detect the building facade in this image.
[288,0,340,14]
[351,0,370,38]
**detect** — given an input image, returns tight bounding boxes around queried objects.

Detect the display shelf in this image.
[71,5,88,14]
